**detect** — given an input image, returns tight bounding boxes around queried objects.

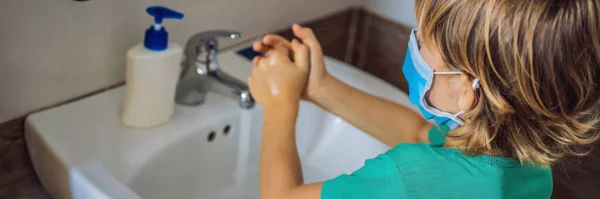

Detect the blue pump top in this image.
[144,6,184,51]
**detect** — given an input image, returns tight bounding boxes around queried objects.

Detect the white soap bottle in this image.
[122,6,184,128]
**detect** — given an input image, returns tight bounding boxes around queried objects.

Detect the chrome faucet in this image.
[176,30,255,108]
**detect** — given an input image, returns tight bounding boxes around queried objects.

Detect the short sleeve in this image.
[321,152,409,199]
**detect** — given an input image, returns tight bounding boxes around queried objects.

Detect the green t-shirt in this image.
[321,125,553,198]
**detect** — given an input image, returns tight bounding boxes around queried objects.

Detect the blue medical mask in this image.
[402,29,480,129]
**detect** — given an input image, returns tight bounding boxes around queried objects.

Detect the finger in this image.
[250,60,258,79]
[252,41,267,53]
[263,34,292,50]
[252,56,260,66]
[262,45,286,60]
[253,41,273,54]
[291,39,309,71]
[271,45,291,59]
[264,48,276,58]
[252,41,261,51]
[292,24,323,56]
[257,54,272,68]
[255,55,272,69]
[264,34,294,60]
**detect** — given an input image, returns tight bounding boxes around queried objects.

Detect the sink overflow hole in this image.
[223,125,231,136]
[207,131,216,142]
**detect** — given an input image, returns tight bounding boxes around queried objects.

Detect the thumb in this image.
[291,39,309,71]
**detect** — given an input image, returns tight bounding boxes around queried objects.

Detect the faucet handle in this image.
[186,30,242,53]
[183,30,242,71]
[201,30,241,52]
[196,30,242,40]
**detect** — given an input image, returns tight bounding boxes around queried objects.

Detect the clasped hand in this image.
[248,24,329,109]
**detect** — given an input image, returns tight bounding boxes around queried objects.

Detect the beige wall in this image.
[0,0,361,123]
[363,0,416,27]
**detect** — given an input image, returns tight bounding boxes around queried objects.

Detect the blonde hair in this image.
[415,0,600,165]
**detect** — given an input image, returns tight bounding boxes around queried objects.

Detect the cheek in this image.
[425,81,443,106]
[426,78,456,112]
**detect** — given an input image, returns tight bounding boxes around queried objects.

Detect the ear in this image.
[458,75,477,111]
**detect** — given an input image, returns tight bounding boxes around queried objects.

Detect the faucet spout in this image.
[206,70,255,108]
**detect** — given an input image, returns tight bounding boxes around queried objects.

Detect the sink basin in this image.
[25,41,419,199]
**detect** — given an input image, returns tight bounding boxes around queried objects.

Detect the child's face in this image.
[417,38,469,115]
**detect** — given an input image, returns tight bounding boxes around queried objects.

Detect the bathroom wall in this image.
[363,0,417,27]
[0,0,361,123]
[349,6,413,92]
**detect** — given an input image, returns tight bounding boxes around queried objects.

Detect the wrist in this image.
[263,101,299,125]
[263,99,300,112]
[307,74,333,103]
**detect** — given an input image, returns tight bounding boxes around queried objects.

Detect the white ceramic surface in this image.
[25,42,419,199]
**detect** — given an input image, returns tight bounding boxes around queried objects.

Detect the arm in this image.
[260,103,323,199]
[249,42,322,199]
[312,75,433,146]
[256,24,432,147]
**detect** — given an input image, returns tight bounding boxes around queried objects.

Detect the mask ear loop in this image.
[454,78,480,124]
[433,71,463,75]
[433,72,481,90]
[429,72,480,125]
[454,110,466,117]
[472,78,481,90]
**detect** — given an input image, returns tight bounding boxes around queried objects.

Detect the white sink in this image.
[25,42,419,199]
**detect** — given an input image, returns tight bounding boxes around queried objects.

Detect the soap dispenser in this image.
[122,6,184,128]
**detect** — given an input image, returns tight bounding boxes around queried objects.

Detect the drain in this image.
[207,131,216,142]
[223,125,231,136]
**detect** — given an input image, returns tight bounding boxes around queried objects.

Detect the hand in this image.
[252,24,330,102]
[248,40,310,109]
